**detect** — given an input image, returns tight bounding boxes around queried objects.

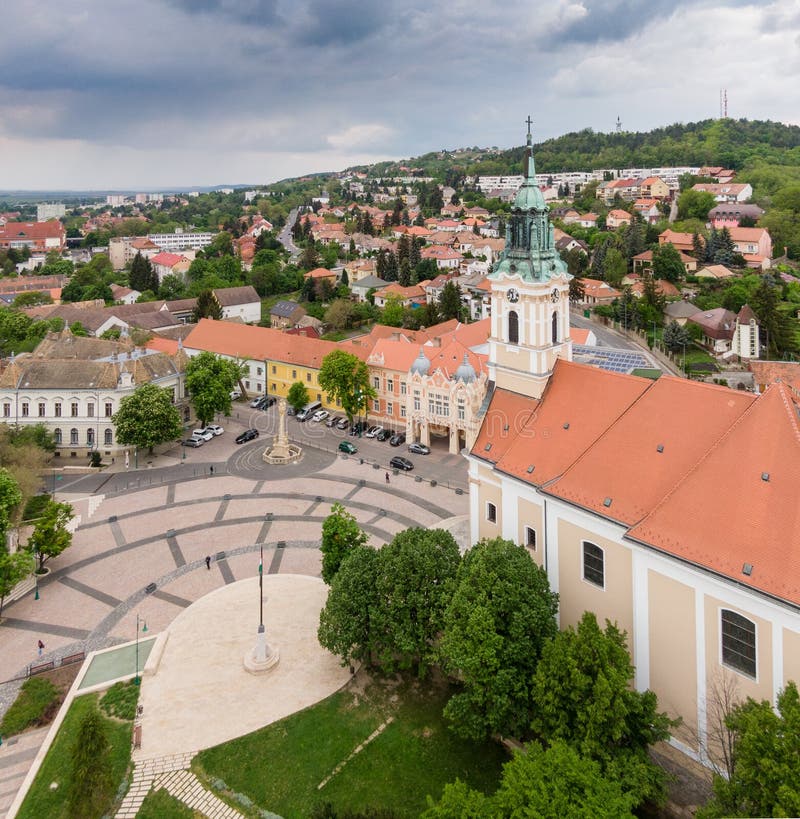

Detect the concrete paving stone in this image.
[173,521,264,559]
[117,500,219,543]
[106,485,168,517]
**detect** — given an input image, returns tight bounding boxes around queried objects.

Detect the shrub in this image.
[21,494,52,522]
[100,681,140,721]
[0,677,59,736]
[89,451,102,467]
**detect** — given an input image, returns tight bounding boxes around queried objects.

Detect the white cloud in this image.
[327,124,395,151]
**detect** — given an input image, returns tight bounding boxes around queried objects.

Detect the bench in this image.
[61,651,86,666]
[29,661,55,676]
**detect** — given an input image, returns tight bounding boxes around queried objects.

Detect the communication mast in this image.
[719,88,728,118]
[615,115,622,133]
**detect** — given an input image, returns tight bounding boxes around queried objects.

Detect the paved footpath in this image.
[0,440,468,817]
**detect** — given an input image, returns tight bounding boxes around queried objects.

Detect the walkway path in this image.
[0,729,48,819]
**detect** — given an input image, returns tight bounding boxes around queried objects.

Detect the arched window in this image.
[508,310,519,344]
[552,310,559,344]
[70,428,79,445]
[721,609,756,678]
[54,428,62,445]
[104,428,113,445]
[87,428,94,447]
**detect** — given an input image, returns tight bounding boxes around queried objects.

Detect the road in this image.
[278,207,300,256]
[570,311,640,350]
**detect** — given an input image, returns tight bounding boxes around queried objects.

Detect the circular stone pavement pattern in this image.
[135,574,352,759]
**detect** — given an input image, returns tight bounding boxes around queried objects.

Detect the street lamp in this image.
[134,614,148,685]
[682,342,687,374]
[34,551,40,600]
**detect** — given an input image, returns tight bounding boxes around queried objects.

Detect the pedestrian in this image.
[205,555,211,570]
[37,639,44,656]
[210,465,214,476]
[385,472,390,484]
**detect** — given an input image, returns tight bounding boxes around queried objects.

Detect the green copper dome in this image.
[513,179,546,211]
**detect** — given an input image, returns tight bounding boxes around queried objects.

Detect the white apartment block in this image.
[36,203,66,222]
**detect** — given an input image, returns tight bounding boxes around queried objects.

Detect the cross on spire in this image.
[525,115,533,136]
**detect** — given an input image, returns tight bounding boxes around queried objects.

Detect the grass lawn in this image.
[138,787,196,818]
[194,676,506,818]
[17,692,135,819]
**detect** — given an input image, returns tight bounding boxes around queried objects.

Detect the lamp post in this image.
[34,551,40,600]
[134,614,148,685]
[682,342,687,374]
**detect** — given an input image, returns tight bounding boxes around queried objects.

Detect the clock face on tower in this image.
[507,288,520,303]
[551,287,560,303]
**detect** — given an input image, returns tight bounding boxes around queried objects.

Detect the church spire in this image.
[524,115,536,179]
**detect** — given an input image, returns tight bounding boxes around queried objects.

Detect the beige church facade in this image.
[467,126,800,764]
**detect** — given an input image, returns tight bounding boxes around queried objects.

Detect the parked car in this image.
[250,395,266,408]
[235,428,259,444]
[365,425,384,438]
[376,429,391,441]
[349,421,367,436]
[389,432,406,447]
[325,415,341,428]
[311,410,329,423]
[261,396,277,409]
[205,425,224,436]
[182,437,203,447]
[390,455,414,471]
[230,388,242,400]
[408,442,430,455]
[338,440,358,454]
[336,417,349,430]
[192,428,214,441]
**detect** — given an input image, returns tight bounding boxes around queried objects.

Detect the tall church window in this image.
[721,609,756,678]
[582,541,604,588]
[552,310,559,344]
[508,310,519,344]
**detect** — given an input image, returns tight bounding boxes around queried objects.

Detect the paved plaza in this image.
[0,437,468,817]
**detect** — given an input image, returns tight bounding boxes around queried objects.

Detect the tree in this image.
[318,546,381,668]
[27,500,74,571]
[112,383,183,454]
[0,549,35,618]
[301,244,320,271]
[320,502,368,585]
[663,320,691,352]
[677,189,717,222]
[286,381,309,413]
[438,281,462,321]
[381,295,404,327]
[192,289,222,322]
[0,468,23,545]
[159,273,187,300]
[318,350,375,424]
[68,706,113,819]
[439,538,558,740]
[371,528,460,677]
[324,298,356,331]
[186,351,242,425]
[602,248,626,286]
[129,252,157,293]
[529,611,673,807]
[700,681,800,819]
[750,276,799,357]
[652,242,685,284]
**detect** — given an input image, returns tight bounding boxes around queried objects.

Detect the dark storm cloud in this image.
[294,0,393,47]
[165,0,279,26]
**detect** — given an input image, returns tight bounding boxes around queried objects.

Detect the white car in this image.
[365,425,384,438]
[311,410,329,423]
[192,428,214,441]
[205,425,224,436]
[230,388,242,400]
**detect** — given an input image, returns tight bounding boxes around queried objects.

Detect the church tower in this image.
[487,119,572,398]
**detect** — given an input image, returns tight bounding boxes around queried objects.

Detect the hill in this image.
[352,119,800,181]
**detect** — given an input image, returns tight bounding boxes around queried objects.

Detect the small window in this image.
[387,402,393,416]
[387,378,394,392]
[104,428,113,445]
[373,376,380,389]
[721,609,756,678]
[292,369,297,379]
[105,401,113,417]
[372,399,380,412]
[38,402,46,417]
[552,310,559,344]
[70,428,79,445]
[508,310,519,344]
[401,383,407,395]
[54,428,62,445]
[245,380,251,390]
[21,402,29,417]
[400,406,406,418]
[2,403,10,418]
[272,365,277,374]
[87,428,94,446]
[55,401,62,417]
[582,541,604,588]
[87,402,94,418]
[525,527,537,551]
[71,402,79,417]
[306,373,311,382]
[257,367,263,376]
[486,502,497,523]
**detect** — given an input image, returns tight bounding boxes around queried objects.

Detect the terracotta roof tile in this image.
[471,388,540,466]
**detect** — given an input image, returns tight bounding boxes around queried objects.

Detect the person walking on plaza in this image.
[385,472,390,484]
[205,555,211,570]
[37,639,44,656]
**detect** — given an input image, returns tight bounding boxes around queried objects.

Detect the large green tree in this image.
[286,381,310,413]
[0,549,34,617]
[439,537,558,740]
[320,502,368,585]
[129,252,157,293]
[318,350,375,424]
[26,500,74,571]
[750,276,799,357]
[112,383,183,454]
[700,681,800,818]
[371,528,460,677]
[192,289,223,321]
[677,189,717,222]
[652,242,685,284]
[68,706,113,819]
[530,611,673,807]
[318,546,381,669]
[438,281,462,321]
[185,351,242,425]
[0,468,23,546]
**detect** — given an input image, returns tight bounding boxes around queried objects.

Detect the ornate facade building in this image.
[467,125,800,766]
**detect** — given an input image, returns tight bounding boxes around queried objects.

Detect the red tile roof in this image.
[472,388,540,466]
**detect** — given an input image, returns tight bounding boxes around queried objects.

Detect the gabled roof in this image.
[547,378,755,525]
[687,307,737,340]
[270,300,303,318]
[628,384,800,606]
[472,388,540,466]
[214,285,260,306]
[150,252,187,267]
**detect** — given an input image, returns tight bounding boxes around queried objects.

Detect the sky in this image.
[1,0,799,191]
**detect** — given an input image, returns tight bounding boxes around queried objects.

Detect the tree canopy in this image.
[318,350,376,423]
[185,351,242,425]
[320,502,368,585]
[27,500,74,571]
[112,383,183,453]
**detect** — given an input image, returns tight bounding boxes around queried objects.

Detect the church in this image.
[467,124,800,763]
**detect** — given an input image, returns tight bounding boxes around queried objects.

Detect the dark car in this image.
[349,421,367,437]
[408,442,431,455]
[235,428,259,444]
[390,455,414,471]
[325,415,341,428]
[182,437,203,448]
[389,432,406,447]
[376,429,391,441]
[259,396,276,410]
[338,440,358,454]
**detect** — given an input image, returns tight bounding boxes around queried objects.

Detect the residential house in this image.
[421,245,463,270]
[578,213,598,229]
[269,300,306,330]
[632,249,697,275]
[639,176,671,199]
[606,209,632,229]
[687,307,737,355]
[0,221,66,252]
[748,360,800,394]
[663,300,700,326]
[110,285,140,304]
[691,183,753,203]
[658,229,696,254]
[373,282,430,309]
[108,236,160,271]
[695,264,736,280]
[150,252,191,285]
[580,278,621,305]
[633,198,662,224]
[213,286,261,323]
[729,227,772,269]
[350,275,390,303]
[708,204,764,229]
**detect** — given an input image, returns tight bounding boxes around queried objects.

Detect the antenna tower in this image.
[615,115,622,133]
[719,88,728,118]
